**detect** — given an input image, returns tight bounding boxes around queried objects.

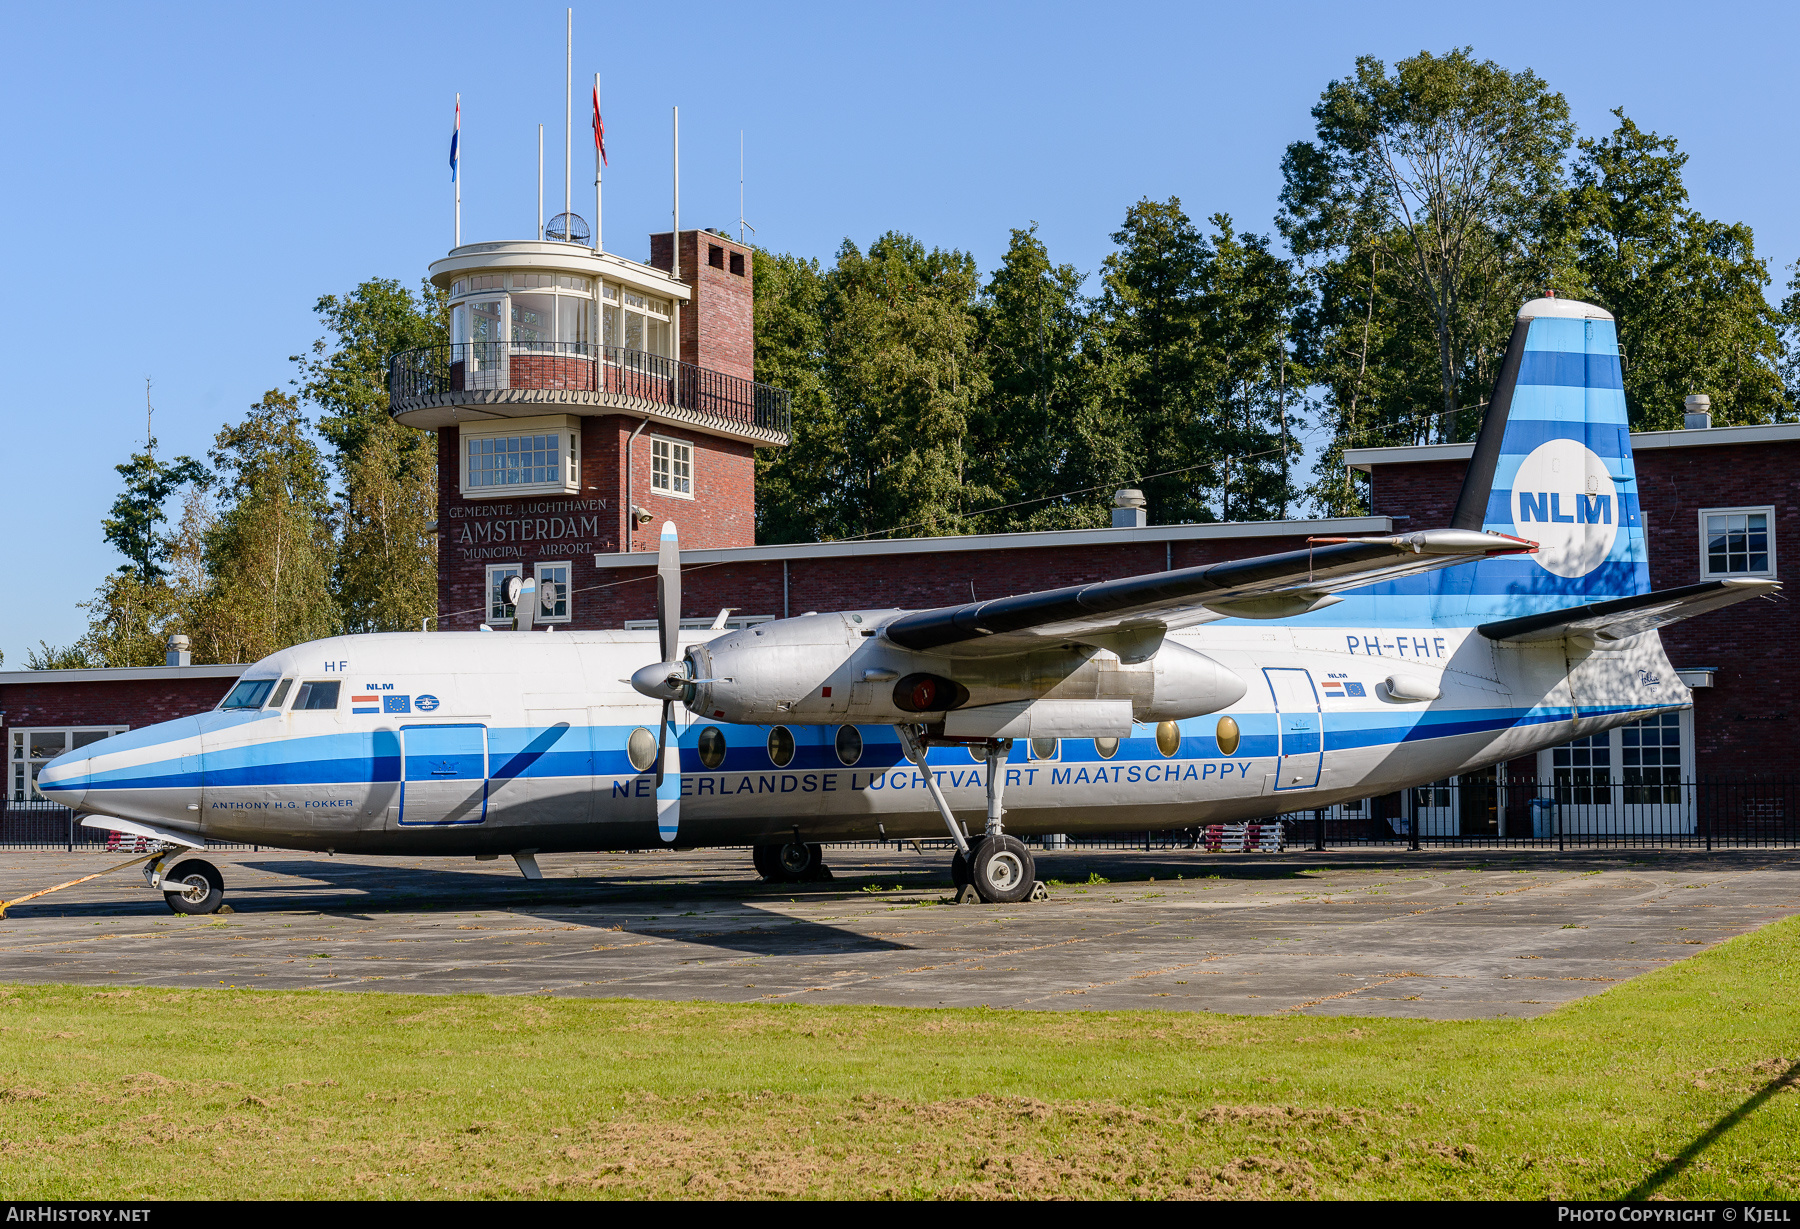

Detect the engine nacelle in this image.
[687,612,1245,727]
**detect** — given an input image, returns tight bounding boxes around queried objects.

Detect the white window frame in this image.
[1534,710,1697,835]
[624,615,774,632]
[1698,505,1776,580]
[11,726,128,802]
[459,415,581,499]
[486,563,522,624]
[650,435,694,500]
[533,559,572,624]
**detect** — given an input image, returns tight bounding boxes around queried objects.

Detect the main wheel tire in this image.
[163,858,225,915]
[751,843,783,881]
[969,836,1034,904]
[776,841,823,882]
[951,839,982,891]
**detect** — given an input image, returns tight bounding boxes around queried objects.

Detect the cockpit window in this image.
[267,679,293,709]
[220,679,277,710]
[293,680,341,711]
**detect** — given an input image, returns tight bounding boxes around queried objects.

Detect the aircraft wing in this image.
[881,529,1535,659]
[1477,577,1779,644]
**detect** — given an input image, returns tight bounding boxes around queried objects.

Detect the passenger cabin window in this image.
[221,679,277,710]
[293,681,342,711]
[1700,506,1775,578]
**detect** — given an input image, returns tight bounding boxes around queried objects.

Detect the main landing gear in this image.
[148,853,228,915]
[898,726,1047,905]
[752,841,833,883]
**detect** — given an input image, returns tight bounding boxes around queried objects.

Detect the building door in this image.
[398,724,489,826]
[1264,668,1323,791]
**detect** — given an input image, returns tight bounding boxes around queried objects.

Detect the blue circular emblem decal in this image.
[415,694,440,711]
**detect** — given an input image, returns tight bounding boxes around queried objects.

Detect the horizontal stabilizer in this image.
[1477,578,1778,644]
[883,529,1535,657]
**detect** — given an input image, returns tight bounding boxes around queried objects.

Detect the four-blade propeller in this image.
[626,522,686,843]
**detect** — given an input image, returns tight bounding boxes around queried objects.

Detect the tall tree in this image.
[100,441,207,583]
[1782,262,1800,416]
[1570,110,1787,428]
[1092,198,1212,522]
[972,225,1113,531]
[199,391,339,664]
[294,278,446,631]
[1279,49,1574,423]
[820,232,991,539]
[752,249,842,544]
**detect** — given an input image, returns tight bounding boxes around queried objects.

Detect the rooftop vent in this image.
[165,634,191,668]
[1684,394,1712,431]
[1112,488,1147,529]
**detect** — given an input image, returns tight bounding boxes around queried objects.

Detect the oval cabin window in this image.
[767,726,795,768]
[698,726,727,770]
[626,727,657,772]
[1155,721,1181,757]
[1215,716,1240,756]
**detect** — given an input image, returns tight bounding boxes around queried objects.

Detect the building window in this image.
[10,727,127,802]
[708,244,725,270]
[487,564,522,622]
[1700,506,1775,578]
[534,561,571,623]
[462,424,579,498]
[651,436,693,499]
[729,251,745,277]
[624,615,773,632]
[1536,712,1694,833]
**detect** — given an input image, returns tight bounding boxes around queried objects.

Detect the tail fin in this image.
[1446,295,1649,620]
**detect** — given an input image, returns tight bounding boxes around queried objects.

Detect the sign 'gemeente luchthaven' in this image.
[448,498,610,562]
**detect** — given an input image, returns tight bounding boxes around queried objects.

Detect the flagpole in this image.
[564,8,572,234]
[454,94,461,248]
[672,105,680,279]
[537,124,544,240]
[593,73,602,252]
[604,72,612,251]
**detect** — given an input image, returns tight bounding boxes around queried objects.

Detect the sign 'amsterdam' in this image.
[449,498,611,561]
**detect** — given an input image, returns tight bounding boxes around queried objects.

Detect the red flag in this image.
[592,84,607,166]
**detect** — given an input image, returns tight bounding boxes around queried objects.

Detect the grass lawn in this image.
[0,914,1796,1200]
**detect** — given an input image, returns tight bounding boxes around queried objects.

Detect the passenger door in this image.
[1264,667,1323,792]
[398,724,489,825]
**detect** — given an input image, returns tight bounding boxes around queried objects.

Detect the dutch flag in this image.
[449,99,460,181]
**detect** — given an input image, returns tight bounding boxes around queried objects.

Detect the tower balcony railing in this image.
[388,341,792,437]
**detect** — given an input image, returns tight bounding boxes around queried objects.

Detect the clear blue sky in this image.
[3,0,1794,666]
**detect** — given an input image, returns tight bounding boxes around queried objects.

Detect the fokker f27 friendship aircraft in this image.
[38,295,1776,912]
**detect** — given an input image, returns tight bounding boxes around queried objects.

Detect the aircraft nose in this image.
[36,753,88,810]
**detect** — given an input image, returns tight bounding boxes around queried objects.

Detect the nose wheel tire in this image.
[163,858,225,915]
[967,835,1034,904]
[752,842,830,883]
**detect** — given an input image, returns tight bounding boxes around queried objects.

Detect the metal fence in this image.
[8,778,1796,853]
[1,803,252,852]
[388,341,792,437]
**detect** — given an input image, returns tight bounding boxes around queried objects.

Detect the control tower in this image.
[388,222,789,631]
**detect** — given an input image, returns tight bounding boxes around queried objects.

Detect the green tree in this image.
[294,278,446,631]
[1279,49,1574,424]
[752,249,843,544]
[820,233,991,539]
[1570,111,1787,428]
[100,441,207,583]
[972,225,1115,531]
[1782,262,1800,415]
[200,391,339,664]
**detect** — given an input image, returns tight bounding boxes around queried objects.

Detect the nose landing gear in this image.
[147,854,227,915]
